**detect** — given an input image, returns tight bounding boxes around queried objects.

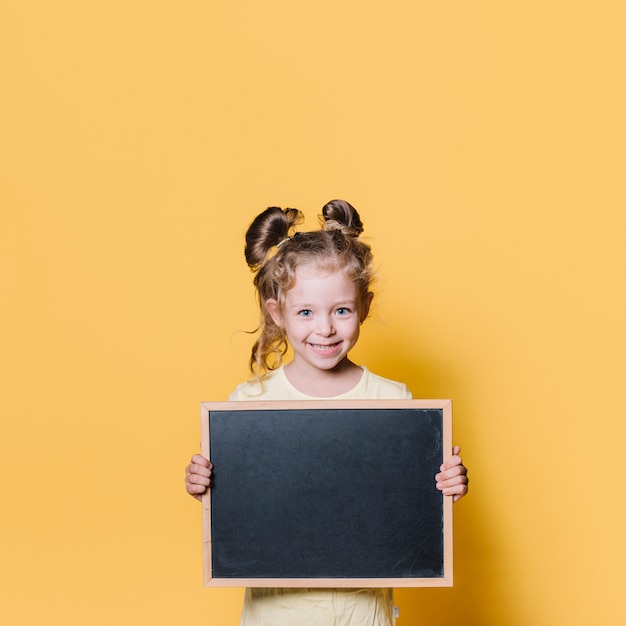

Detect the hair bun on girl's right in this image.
[320,199,364,237]
[245,206,304,270]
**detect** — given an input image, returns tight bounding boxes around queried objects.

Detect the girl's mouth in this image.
[308,342,341,354]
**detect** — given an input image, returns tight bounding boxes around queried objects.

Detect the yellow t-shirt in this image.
[228,365,412,626]
[229,365,412,402]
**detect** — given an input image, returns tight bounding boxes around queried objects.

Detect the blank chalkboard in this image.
[200,399,452,587]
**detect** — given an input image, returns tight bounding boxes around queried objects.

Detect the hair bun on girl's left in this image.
[320,199,364,237]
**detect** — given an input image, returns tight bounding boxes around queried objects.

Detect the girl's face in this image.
[266,263,372,375]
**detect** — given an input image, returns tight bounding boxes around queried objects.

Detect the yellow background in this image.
[1,2,624,625]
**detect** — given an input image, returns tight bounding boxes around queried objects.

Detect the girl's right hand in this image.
[185,454,213,501]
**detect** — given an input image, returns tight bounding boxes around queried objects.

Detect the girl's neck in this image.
[283,358,363,397]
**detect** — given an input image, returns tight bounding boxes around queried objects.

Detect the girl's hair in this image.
[244,199,374,378]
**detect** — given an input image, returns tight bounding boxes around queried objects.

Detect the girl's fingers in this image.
[190,454,211,467]
[439,478,469,500]
[435,464,467,483]
[185,455,213,498]
[439,446,463,471]
[187,472,212,486]
[436,476,461,492]
[188,462,213,478]
[185,473,212,497]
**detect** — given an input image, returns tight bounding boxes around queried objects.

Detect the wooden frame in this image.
[201,399,453,587]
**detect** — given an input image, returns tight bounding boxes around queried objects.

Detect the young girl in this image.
[185,199,469,626]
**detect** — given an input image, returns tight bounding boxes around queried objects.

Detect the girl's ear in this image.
[265,299,283,327]
[360,292,374,323]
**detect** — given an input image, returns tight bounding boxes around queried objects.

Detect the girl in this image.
[185,199,469,626]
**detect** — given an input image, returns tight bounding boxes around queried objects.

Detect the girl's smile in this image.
[308,341,342,353]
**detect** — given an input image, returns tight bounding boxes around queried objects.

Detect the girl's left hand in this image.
[435,445,469,502]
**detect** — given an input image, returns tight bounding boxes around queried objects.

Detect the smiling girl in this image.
[185,199,468,625]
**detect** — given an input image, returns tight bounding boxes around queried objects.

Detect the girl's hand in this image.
[185,454,213,501]
[435,445,469,502]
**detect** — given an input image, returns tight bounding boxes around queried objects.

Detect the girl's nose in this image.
[317,316,335,337]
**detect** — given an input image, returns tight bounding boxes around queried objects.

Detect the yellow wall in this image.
[1,2,624,625]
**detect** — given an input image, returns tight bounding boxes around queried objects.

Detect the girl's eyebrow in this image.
[287,299,358,309]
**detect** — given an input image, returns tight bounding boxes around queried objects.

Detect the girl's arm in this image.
[435,445,469,502]
[185,454,213,501]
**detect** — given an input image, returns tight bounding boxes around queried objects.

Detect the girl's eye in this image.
[298,309,313,317]
[335,307,350,315]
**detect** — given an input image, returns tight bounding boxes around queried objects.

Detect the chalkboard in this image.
[200,399,452,587]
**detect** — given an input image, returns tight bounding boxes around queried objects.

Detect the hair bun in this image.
[245,206,304,270]
[320,199,364,237]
